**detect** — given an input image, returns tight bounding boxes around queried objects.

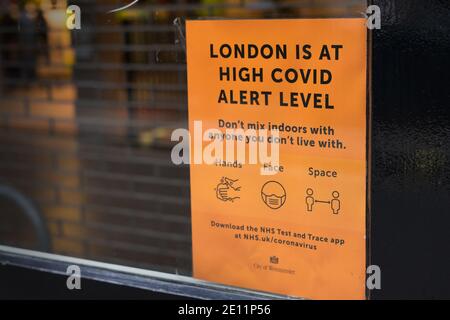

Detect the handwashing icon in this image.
[215,177,241,202]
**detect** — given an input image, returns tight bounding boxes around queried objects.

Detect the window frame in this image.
[0,245,292,300]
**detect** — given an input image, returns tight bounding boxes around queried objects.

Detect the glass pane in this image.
[0,0,365,285]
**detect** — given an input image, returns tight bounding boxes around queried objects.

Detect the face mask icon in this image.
[261,181,286,209]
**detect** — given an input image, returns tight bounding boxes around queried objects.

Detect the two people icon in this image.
[306,188,341,214]
[306,188,315,211]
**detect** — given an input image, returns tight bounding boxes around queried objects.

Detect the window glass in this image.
[0,0,365,283]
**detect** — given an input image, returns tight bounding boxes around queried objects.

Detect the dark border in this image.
[0,247,290,300]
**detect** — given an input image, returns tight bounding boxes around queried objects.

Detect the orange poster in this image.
[186,19,367,300]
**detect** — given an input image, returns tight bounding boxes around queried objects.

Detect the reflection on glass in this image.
[0,0,364,276]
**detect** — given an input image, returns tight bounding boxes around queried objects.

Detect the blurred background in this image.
[0,0,365,276]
